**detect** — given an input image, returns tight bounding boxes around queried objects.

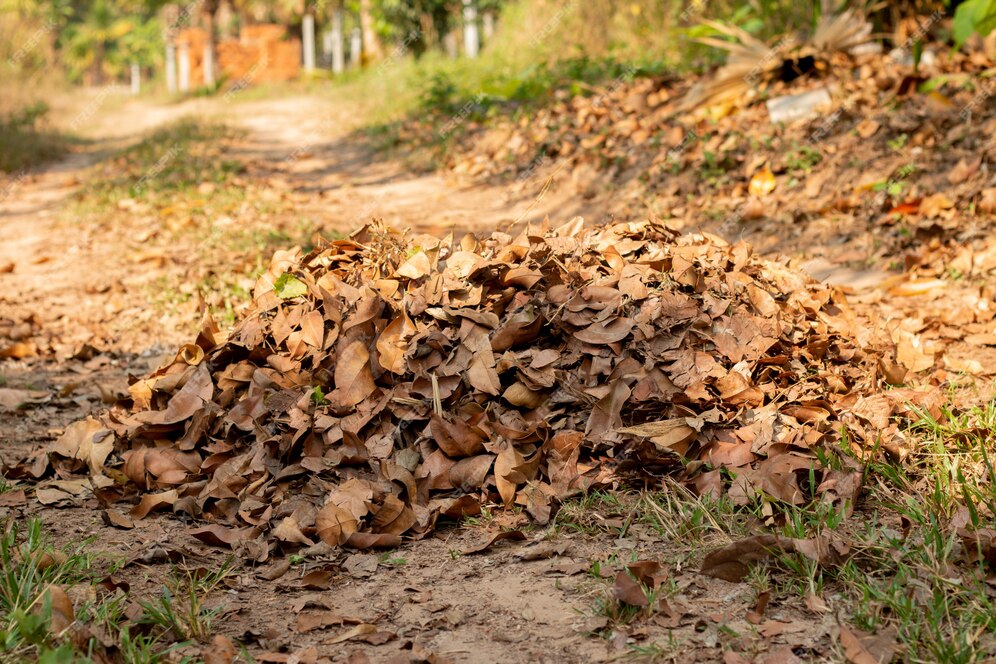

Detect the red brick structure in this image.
[173,24,300,88]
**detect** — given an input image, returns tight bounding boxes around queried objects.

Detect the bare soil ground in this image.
[1,91,994,663]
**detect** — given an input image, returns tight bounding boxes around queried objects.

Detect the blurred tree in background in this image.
[61,0,142,84]
[2,0,166,84]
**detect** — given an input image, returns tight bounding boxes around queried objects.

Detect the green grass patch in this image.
[1,517,241,662]
[139,559,235,643]
[73,119,245,212]
[770,399,996,662]
[0,102,68,174]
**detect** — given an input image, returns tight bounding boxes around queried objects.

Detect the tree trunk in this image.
[218,0,236,40]
[92,40,105,85]
[202,0,220,87]
[358,0,383,62]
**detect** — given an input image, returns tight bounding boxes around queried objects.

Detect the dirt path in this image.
[228,96,577,238]
[5,91,996,663]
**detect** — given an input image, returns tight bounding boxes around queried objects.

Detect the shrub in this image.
[0,102,66,173]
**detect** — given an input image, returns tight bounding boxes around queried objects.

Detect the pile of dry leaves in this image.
[29,219,936,556]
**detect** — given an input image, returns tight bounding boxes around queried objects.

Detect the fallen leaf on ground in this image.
[0,490,26,507]
[839,624,899,664]
[323,623,378,644]
[747,590,770,623]
[202,634,236,664]
[130,490,178,519]
[462,530,527,554]
[612,570,649,607]
[101,510,134,529]
[701,534,848,582]
[805,592,830,613]
[52,418,114,475]
[37,585,74,634]
[749,165,777,197]
[299,569,334,590]
[957,527,996,568]
[0,388,49,411]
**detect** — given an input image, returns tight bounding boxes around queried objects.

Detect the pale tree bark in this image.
[202,0,221,87]
[358,0,383,62]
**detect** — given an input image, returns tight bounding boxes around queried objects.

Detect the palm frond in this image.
[813,7,873,52]
[685,4,873,112]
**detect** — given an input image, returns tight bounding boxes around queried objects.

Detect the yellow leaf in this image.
[749,166,777,197]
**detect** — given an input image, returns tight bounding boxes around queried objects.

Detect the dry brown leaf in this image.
[259,559,292,581]
[856,118,879,138]
[0,341,36,359]
[0,388,49,411]
[376,311,415,374]
[618,419,697,452]
[38,585,74,634]
[919,193,953,218]
[52,418,113,475]
[324,623,378,644]
[494,445,525,505]
[944,356,984,375]
[747,590,770,624]
[273,516,315,546]
[965,333,996,347]
[957,527,996,568]
[612,570,648,607]
[344,532,402,549]
[700,534,847,582]
[502,381,546,409]
[299,569,334,590]
[430,413,485,458]
[894,330,934,373]
[805,593,830,613]
[839,624,899,664]
[301,310,325,348]
[574,317,634,345]
[202,634,236,664]
[491,308,543,351]
[462,529,527,554]
[887,279,946,297]
[130,490,178,519]
[296,609,345,633]
[35,487,73,505]
[102,510,134,529]
[330,340,376,409]
[176,344,205,365]
[0,490,26,507]
[315,503,359,546]
[188,524,254,548]
[395,251,431,279]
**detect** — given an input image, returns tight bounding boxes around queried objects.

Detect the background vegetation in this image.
[1,0,995,173]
